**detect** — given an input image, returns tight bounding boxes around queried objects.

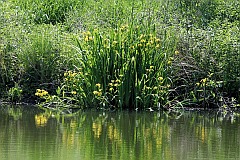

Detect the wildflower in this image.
[200,78,207,83]
[35,89,48,97]
[84,36,89,42]
[140,39,146,43]
[64,72,68,77]
[175,50,179,55]
[93,91,102,96]
[150,66,154,69]
[156,44,160,48]
[71,72,77,77]
[155,38,160,43]
[130,45,135,50]
[115,79,121,83]
[86,31,91,35]
[153,86,158,90]
[137,43,142,47]
[42,90,48,96]
[88,36,93,41]
[167,61,172,65]
[146,86,151,90]
[158,77,164,81]
[196,82,200,86]
[71,91,77,95]
[109,88,114,92]
[112,41,118,46]
[96,83,101,88]
[109,83,113,86]
[93,91,99,95]
[97,92,102,96]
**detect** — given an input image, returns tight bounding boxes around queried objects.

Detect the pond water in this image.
[0,105,240,160]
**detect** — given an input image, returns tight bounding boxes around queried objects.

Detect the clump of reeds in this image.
[36,25,177,110]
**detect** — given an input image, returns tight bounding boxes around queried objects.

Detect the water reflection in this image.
[0,105,240,160]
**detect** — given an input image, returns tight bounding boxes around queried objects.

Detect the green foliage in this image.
[1,0,239,110]
[11,0,80,24]
[8,83,23,103]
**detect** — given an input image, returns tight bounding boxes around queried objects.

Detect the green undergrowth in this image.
[0,0,239,112]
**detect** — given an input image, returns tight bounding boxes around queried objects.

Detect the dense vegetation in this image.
[0,0,239,111]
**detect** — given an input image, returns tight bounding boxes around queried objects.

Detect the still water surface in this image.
[0,105,240,160]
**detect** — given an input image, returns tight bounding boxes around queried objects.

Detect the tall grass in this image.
[10,0,81,24]
[37,25,177,110]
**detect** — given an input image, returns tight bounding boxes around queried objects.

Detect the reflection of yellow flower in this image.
[35,114,48,127]
[92,122,102,138]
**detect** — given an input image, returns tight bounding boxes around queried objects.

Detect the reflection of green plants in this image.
[7,107,23,120]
